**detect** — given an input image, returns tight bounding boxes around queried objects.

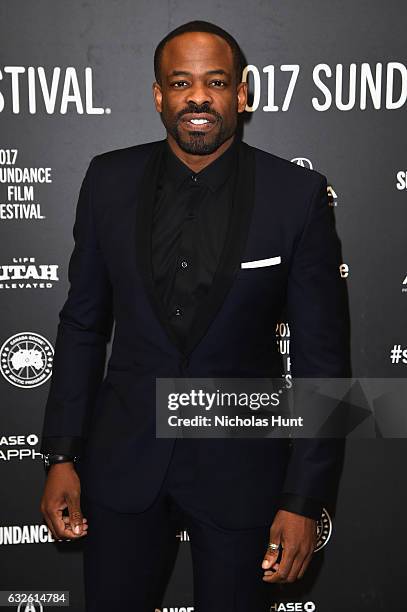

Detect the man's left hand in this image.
[261,509,317,583]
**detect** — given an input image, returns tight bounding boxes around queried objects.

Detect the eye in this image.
[171,81,189,88]
[170,79,227,89]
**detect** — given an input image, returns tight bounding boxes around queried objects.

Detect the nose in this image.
[185,81,213,107]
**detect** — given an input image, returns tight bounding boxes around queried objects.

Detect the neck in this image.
[166,133,236,173]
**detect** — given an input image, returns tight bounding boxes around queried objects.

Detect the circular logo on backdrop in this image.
[17,602,43,612]
[291,157,313,169]
[0,332,54,388]
[315,507,332,552]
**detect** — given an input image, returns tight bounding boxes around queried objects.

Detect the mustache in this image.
[176,104,222,121]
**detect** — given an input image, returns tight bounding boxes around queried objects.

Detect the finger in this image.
[66,492,84,536]
[62,516,87,525]
[262,543,297,583]
[45,507,71,540]
[263,556,303,583]
[262,530,281,569]
[262,545,280,570]
[62,524,88,538]
[62,516,88,533]
[280,554,304,583]
[40,500,60,540]
[264,561,280,575]
[42,512,58,540]
[296,529,317,579]
[297,551,314,579]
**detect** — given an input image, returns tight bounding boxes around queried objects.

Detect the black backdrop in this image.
[1,1,406,611]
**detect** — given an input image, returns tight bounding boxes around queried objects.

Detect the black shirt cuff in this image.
[39,436,84,457]
[278,492,323,521]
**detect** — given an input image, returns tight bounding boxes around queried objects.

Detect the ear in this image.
[237,81,248,113]
[152,81,162,113]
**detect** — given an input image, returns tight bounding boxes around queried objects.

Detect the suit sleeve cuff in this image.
[278,492,323,521]
[39,436,84,457]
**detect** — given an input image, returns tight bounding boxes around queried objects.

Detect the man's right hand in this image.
[40,462,88,541]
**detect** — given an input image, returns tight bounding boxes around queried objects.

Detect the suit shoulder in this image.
[90,139,163,171]
[245,141,326,187]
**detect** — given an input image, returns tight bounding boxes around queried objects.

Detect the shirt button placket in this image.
[179,355,190,375]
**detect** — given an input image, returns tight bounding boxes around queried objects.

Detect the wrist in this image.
[45,461,76,474]
[43,453,78,471]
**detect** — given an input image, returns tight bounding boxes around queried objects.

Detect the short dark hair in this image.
[154,20,245,86]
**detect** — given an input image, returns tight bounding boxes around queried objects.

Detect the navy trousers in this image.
[81,438,274,611]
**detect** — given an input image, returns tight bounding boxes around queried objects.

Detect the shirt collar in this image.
[162,134,239,193]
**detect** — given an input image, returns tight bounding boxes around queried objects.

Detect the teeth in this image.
[190,118,209,124]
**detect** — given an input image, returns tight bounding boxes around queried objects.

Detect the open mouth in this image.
[180,113,217,131]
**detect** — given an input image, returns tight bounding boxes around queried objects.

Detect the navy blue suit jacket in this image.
[40,138,351,528]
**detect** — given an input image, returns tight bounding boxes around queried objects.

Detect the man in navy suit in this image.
[40,20,350,611]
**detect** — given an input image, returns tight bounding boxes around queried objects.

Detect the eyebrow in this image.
[168,69,229,77]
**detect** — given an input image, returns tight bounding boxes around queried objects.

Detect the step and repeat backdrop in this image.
[1,1,406,611]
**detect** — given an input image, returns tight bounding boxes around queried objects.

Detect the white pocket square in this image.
[240,256,281,269]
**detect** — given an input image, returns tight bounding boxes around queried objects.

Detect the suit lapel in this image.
[135,139,182,352]
[135,138,256,357]
[184,140,256,355]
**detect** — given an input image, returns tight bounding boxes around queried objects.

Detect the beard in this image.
[160,103,235,155]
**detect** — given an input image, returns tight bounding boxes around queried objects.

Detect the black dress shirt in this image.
[41,135,323,521]
[151,136,239,348]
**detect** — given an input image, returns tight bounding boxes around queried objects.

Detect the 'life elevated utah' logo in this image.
[0,332,53,388]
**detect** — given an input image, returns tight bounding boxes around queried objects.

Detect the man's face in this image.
[153,31,247,155]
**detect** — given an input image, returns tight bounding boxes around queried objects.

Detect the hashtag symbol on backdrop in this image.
[390,344,407,364]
